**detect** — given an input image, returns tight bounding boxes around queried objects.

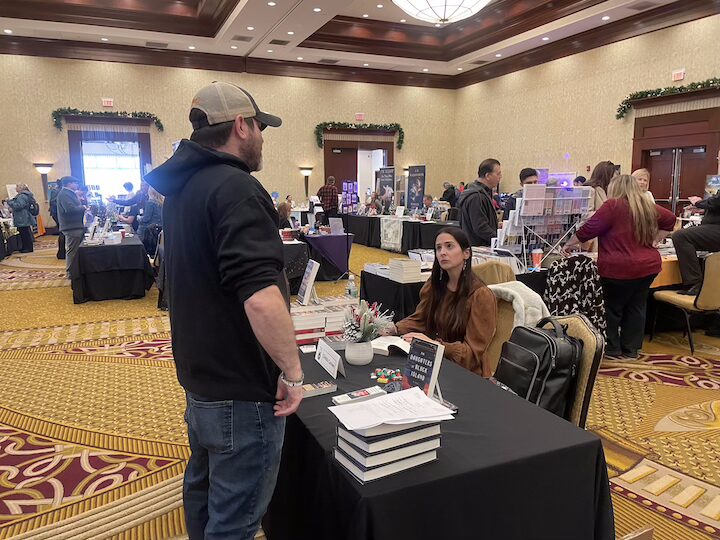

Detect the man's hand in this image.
[688,196,703,205]
[274,376,303,417]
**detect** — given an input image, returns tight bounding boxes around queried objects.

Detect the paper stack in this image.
[329,387,454,483]
[363,263,390,278]
[388,259,423,283]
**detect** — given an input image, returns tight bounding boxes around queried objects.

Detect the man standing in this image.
[48,179,66,259]
[56,176,85,278]
[317,176,339,224]
[673,192,720,295]
[457,159,503,246]
[440,182,457,207]
[503,167,539,219]
[145,82,303,540]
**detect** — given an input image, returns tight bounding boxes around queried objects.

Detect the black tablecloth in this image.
[71,236,154,304]
[283,241,309,295]
[516,270,548,297]
[360,271,425,322]
[401,221,461,253]
[342,215,381,248]
[264,353,614,540]
[0,234,21,259]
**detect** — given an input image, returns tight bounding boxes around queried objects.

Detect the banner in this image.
[407,165,426,210]
[376,167,395,206]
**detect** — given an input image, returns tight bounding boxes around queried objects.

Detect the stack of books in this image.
[334,421,441,483]
[388,259,423,283]
[291,296,356,345]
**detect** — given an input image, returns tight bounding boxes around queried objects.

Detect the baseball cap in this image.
[190,81,282,130]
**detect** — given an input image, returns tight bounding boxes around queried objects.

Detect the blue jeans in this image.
[183,393,286,540]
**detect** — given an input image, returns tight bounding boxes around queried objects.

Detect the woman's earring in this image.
[463,260,467,271]
[439,270,443,281]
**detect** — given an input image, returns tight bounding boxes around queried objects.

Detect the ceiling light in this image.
[377,4,384,7]
[3,29,12,34]
[267,49,273,53]
[247,26,255,31]
[287,31,294,35]
[297,56,304,60]
[601,15,611,21]
[363,63,369,67]
[495,53,502,57]
[100,37,109,42]
[313,8,322,12]
[188,45,196,50]
[457,67,463,71]
[541,36,549,41]
[231,45,238,49]
[267,1,276,5]
[363,13,369,18]
[422,68,429,72]
[392,0,492,24]
[400,19,406,22]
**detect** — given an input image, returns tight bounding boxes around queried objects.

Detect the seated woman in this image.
[277,202,292,229]
[631,168,655,203]
[384,228,497,376]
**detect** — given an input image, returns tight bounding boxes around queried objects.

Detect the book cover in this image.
[334,447,437,483]
[302,381,337,398]
[402,338,444,397]
[296,260,321,306]
[353,420,437,438]
[337,424,441,454]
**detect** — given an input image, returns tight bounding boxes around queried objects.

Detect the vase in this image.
[344,341,374,366]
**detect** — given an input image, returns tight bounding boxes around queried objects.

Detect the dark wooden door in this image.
[324,143,358,188]
[678,146,709,199]
[643,148,674,209]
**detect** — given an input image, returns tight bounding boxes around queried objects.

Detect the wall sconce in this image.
[299,167,313,198]
[33,162,53,200]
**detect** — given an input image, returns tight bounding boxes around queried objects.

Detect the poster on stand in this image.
[706,175,720,197]
[407,165,426,210]
[376,167,395,209]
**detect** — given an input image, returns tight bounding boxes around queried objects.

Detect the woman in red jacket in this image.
[564,174,676,360]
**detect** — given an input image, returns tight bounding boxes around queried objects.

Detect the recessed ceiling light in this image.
[422,68,429,72]
[495,53,502,57]
[287,31,294,35]
[3,29,13,35]
[297,56,303,60]
[457,67,463,71]
[434,23,442,27]
[267,49,273,53]
[188,45,196,50]
[362,13,369,18]
[267,1,276,5]
[541,36,550,41]
[313,7,322,13]
[400,19,406,23]
[100,37,109,42]
[601,15,611,21]
[247,26,255,31]
[231,45,238,49]
[363,63,369,67]
[377,4,384,7]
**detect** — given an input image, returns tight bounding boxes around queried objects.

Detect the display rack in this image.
[342,181,359,214]
[497,184,593,271]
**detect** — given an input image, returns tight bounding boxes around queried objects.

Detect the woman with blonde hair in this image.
[564,175,676,359]
[631,168,655,203]
[7,183,38,253]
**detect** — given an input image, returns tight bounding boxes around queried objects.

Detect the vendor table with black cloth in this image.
[342,215,381,248]
[400,220,459,253]
[282,241,309,295]
[302,233,354,281]
[264,352,614,540]
[71,236,154,304]
[360,271,425,322]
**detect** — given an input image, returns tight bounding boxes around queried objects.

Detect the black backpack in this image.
[27,195,40,217]
[494,317,582,420]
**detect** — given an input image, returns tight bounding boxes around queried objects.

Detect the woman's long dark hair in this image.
[424,227,483,342]
[587,161,616,192]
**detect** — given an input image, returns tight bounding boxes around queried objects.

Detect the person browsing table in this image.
[145,82,303,540]
[317,176,338,224]
[383,228,497,377]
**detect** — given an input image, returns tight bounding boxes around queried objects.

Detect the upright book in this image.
[296,260,321,306]
[402,338,444,398]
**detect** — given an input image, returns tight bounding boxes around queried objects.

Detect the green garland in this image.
[51,108,164,131]
[315,122,404,149]
[616,77,720,119]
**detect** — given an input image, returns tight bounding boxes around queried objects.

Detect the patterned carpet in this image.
[0,237,719,539]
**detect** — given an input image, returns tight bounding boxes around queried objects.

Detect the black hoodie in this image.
[456,180,498,247]
[146,140,282,401]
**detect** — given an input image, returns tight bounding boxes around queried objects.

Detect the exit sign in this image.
[671,69,685,82]
[102,98,114,107]
[355,112,365,122]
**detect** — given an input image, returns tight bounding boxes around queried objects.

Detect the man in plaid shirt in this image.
[316,176,339,224]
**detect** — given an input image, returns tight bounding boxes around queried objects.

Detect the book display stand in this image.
[497,185,593,271]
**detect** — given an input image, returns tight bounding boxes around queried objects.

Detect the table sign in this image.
[402,337,444,401]
[315,338,346,379]
[407,165,426,210]
[297,259,321,305]
[394,206,405,217]
[426,209,434,221]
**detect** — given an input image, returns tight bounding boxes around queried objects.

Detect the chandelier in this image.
[392,1,493,24]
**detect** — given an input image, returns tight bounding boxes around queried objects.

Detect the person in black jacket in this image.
[673,192,720,295]
[503,167,538,220]
[440,181,457,207]
[56,176,85,278]
[457,159,502,246]
[145,81,303,540]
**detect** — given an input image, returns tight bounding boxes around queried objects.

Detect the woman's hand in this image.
[402,332,432,343]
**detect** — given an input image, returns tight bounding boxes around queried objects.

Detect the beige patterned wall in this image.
[454,14,720,192]
[0,13,719,220]
[0,56,457,217]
